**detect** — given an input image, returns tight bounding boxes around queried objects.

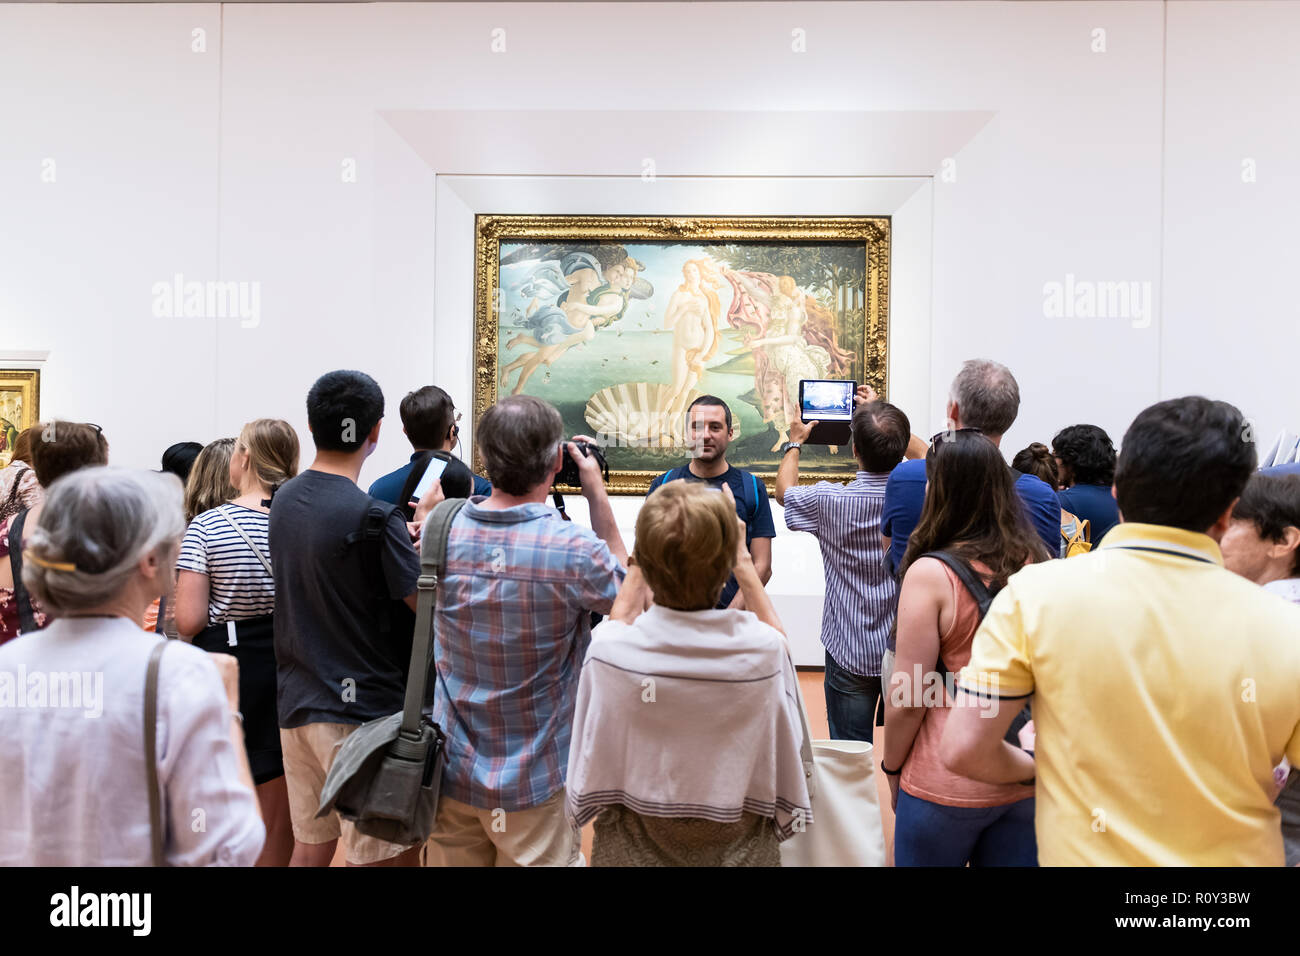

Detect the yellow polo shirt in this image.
[958,522,1300,866]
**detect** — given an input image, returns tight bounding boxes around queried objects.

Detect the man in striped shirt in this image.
[777,393,913,743]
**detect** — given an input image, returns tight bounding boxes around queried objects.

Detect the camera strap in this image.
[552,491,571,521]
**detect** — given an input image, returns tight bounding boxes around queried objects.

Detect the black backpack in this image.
[921,550,1032,747]
[396,452,475,521]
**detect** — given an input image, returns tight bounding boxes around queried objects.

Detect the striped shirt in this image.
[432,498,625,812]
[176,504,275,624]
[782,472,896,676]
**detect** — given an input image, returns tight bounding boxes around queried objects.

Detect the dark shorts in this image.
[194,614,283,785]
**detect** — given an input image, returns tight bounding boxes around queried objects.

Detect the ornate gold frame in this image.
[473,215,890,494]
[0,369,41,467]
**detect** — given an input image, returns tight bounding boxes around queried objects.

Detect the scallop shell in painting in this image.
[584,382,742,450]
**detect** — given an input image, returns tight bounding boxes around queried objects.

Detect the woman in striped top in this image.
[175,419,299,867]
[145,438,235,639]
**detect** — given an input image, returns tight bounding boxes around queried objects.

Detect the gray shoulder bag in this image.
[315,497,467,847]
[143,639,169,866]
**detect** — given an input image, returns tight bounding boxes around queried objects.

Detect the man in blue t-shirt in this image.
[646,396,775,608]
[882,360,1061,572]
[369,385,491,505]
[1052,423,1121,545]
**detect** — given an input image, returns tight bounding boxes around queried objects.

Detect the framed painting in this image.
[473,216,890,494]
[0,370,40,468]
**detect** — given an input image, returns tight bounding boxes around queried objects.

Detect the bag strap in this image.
[214,507,273,579]
[664,465,690,486]
[347,503,398,634]
[8,508,38,634]
[400,498,469,740]
[396,452,436,522]
[921,550,996,619]
[919,550,1029,746]
[143,639,169,867]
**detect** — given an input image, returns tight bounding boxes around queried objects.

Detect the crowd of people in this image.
[0,358,1297,867]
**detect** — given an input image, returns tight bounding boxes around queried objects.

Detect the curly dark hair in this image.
[1052,424,1117,487]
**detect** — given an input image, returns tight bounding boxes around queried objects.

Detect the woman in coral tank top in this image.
[883,430,1049,866]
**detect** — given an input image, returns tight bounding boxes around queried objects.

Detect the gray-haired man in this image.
[881,359,1060,574]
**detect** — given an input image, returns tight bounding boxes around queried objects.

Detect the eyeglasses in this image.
[928,426,983,447]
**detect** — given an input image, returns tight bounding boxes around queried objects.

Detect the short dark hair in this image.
[1052,424,1117,486]
[400,385,455,451]
[686,395,731,431]
[1115,396,1255,532]
[1232,473,1300,576]
[477,396,563,495]
[306,370,384,452]
[160,441,203,482]
[31,422,109,487]
[852,401,910,472]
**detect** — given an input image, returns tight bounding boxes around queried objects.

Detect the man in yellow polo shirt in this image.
[941,396,1300,866]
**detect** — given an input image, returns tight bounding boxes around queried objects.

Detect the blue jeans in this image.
[894,790,1038,866]
[823,651,882,744]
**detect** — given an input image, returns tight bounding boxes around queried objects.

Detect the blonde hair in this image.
[236,418,300,495]
[633,481,739,611]
[184,437,235,522]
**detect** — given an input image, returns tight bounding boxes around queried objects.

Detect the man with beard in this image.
[646,396,774,609]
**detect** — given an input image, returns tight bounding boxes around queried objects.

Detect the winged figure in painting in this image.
[499,244,653,395]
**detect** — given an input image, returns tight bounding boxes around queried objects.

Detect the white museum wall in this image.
[2,1,1297,663]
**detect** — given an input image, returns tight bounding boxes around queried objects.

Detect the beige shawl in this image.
[565,604,812,840]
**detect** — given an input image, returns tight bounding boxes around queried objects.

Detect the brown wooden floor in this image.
[332,668,894,866]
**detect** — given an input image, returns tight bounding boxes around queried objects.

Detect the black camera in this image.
[555,439,608,488]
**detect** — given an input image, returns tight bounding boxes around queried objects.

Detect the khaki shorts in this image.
[280,722,412,865]
[422,788,582,867]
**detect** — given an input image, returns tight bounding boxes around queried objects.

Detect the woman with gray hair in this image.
[0,467,265,865]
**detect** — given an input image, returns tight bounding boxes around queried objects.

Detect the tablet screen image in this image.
[409,456,449,504]
[801,380,855,422]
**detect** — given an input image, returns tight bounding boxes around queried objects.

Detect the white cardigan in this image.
[0,616,264,865]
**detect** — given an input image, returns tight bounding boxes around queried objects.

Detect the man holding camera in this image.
[646,395,775,609]
[423,395,627,867]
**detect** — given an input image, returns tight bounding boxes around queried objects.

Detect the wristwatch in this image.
[780,441,802,455]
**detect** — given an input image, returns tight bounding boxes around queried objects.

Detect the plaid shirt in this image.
[431,498,624,811]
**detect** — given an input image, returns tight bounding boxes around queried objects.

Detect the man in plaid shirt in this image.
[423,396,627,866]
